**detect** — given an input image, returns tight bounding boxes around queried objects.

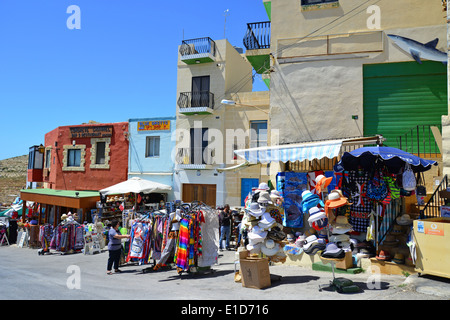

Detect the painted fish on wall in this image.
[387,34,447,64]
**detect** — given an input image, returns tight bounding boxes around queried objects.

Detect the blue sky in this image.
[0,0,269,160]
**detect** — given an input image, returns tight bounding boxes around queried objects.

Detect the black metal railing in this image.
[179,37,216,57]
[243,21,271,50]
[397,124,442,157]
[420,174,448,219]
[177,91,215,110]
[176,147,214,165]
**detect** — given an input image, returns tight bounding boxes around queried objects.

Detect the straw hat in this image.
[396,214,413,226]
[329,215,353,234]
[61,214,68,221]
[392,253,405,264]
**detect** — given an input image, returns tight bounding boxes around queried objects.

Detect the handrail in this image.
[397,124,441,157]
[177,91,215,109]
[180,37,216,57]
[420,174,448,219]
[243,21,271,50]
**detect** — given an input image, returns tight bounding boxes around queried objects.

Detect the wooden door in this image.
[182,183,216,207]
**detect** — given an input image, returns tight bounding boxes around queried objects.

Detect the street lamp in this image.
[220,99,269,114]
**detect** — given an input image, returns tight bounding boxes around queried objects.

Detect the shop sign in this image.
[418,221,444,236]
[70,126,113,138]
[137,120,170,131]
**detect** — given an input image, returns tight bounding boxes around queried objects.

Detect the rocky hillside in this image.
[0,155,27,206]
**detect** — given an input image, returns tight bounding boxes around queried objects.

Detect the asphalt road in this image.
[1,244,449,303]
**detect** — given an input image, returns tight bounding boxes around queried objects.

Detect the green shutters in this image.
[363,61,447,153]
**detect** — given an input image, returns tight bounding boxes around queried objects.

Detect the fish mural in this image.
[387,34,447,64]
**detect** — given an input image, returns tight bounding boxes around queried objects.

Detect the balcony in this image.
[177,91,215,115]
[243,21,271,88]
[179,37,216,65]
[176,147,214,170]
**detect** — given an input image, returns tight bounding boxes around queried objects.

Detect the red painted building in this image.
[30,121,129,191]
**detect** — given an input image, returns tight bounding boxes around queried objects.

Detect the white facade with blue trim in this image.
[128,116,177,201]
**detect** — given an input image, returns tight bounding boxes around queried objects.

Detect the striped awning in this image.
[234,139,345,164]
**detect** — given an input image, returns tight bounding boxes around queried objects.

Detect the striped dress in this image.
[175,218,190,270]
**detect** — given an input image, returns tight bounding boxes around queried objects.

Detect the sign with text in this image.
[70,126,113,139]
[137,120,171,131]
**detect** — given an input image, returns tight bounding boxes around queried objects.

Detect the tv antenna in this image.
[223,9,229,39]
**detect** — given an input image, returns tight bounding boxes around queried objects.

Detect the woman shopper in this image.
[106,220,130,275]
[219,204,232,251]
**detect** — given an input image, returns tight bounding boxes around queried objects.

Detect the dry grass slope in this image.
[0,155,27,205]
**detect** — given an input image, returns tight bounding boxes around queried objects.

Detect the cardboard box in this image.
[335,251,354,270]
[239,257,271,289]
[238,249,249,260]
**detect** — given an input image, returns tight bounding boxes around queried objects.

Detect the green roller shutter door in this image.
[363,61,447,154]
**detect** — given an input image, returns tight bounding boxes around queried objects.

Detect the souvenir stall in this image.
[335,146,437,269]
[126,201,219,275]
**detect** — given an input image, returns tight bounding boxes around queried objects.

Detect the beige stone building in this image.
[174,38,270,207]
[240,0,446,188]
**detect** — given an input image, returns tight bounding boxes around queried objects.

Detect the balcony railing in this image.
[243,21,271,50]
[177,91,215,110]
[176,147,214,166]
[179,37,216,57]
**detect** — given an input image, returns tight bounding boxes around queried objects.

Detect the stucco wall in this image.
[269,0,446,145]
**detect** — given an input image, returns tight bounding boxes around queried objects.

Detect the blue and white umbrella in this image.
[336,146,437,173]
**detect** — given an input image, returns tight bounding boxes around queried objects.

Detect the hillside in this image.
[0,155,28,206]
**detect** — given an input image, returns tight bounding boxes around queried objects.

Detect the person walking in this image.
[107,220,130,275]
[219,204,232,251]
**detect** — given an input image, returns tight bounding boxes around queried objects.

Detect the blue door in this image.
[241,178,259,206]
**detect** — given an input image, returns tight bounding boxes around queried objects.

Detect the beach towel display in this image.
[175,210,205,272]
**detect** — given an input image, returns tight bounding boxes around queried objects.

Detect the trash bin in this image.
[413,218,450,279]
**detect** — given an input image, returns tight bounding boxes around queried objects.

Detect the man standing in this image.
[219,204,232,251]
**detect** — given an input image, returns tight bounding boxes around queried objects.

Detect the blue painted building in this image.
[128,116,177,202]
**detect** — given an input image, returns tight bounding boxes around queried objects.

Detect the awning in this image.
[234,136,383,164]
[215,161,256,172]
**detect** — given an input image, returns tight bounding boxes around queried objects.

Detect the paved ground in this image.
[1,244,450,302]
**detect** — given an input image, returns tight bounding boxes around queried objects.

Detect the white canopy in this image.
[100,177,172,196]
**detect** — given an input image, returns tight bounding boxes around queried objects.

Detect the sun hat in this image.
[286,233,295,243]
[392,253,405,264]
[303,235,318,251]
[321,242,345,259]
[270,189,282,199]
[304,238,326,255]
[257,182,270,192]
[301,190,325,213]
[315,174,333,194]
[258,211,276,230]
[246,242,262,254]
[329,233,350,243]
[390,224,404,235]
[247,225,267,245]
[325,189,350,216]
[61,214,68,221]
[248,202,265,217]
[267,223,286,241]
[396,213,413,226]
[382,234,399,247]
[329,215,353,234]
[376,249,391,261]
[257,191,272,204]
[308,207,328,230]
[261,239,281,256]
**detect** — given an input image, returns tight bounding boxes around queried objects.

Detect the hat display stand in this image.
[318,190,360,293]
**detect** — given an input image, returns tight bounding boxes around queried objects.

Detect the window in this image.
[191,76,211,108]
[250,120,268,148]
[62,145,86,171]
[45,149,51,169]
[190,128,208,164]
[67,149,81,167]
[95,142,106,164]
[146,136,160,157]
[90,138,111,169]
